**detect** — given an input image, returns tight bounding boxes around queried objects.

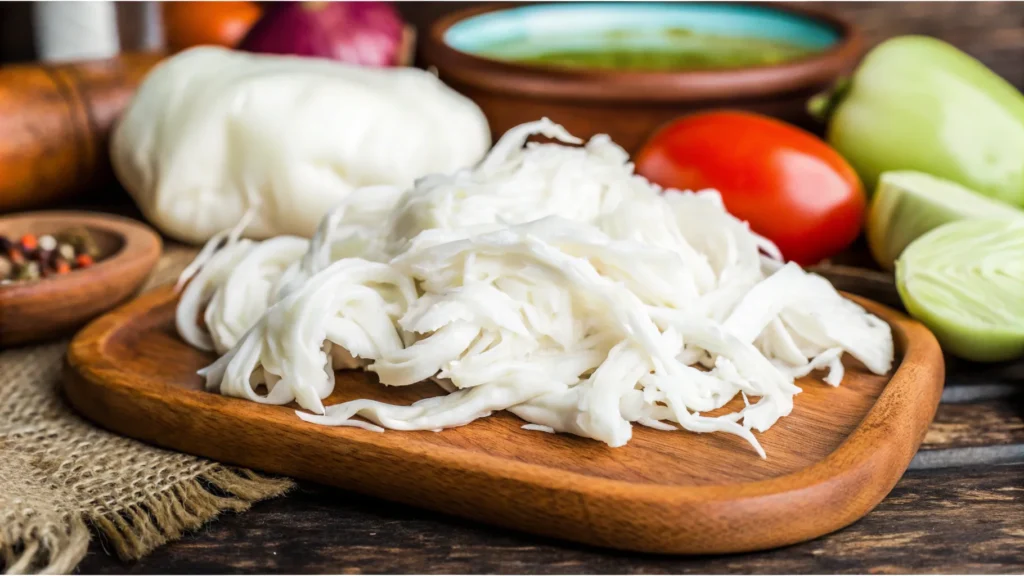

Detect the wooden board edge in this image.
[62,286,944,554]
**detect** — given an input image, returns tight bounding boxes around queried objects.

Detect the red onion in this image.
[239,2,409,67]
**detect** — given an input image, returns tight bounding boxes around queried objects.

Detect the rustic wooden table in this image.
[78,468,1024,574]
[74,356,1024,574]
[50,1,1024,573]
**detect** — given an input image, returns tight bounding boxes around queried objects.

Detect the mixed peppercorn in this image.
[0,228,101,284]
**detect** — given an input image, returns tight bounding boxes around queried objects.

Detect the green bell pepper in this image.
[810,36,1024,206]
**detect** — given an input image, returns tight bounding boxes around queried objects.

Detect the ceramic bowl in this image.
[422,2,863,152]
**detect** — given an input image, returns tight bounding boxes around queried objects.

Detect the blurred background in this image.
[1,0,1021,262]
[0,1,1021,92]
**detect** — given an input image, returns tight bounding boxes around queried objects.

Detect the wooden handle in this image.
[0,52,163,213]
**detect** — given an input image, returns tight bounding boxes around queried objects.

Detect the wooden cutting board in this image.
[63,285,944,555]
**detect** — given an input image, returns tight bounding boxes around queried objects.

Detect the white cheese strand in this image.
[176,240,255,351]
[180,119,895,458]
[205,236,309,353]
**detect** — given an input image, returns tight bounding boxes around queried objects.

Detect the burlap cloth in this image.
[0,245,295,574]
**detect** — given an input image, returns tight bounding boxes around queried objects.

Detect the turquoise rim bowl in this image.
[445,2,843,62]
[423,2,862,104]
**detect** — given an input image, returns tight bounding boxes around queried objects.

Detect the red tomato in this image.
[635,111,865,266]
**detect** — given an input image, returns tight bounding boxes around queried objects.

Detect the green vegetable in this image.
[896,218,1024,362]
[480,29,819,71]
[810,36,1024,206]
[867,171,1022,270]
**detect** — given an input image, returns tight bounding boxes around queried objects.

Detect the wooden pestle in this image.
[0,52,163,213]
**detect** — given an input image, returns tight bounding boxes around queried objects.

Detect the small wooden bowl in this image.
[0,211,161,347]
[422,2,864,152]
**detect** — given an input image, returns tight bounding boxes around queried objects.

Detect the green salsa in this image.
[477,28,820,71]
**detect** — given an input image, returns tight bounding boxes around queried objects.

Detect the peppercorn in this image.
[20,234,38,251]
[17,261,40,281]
[57,227,99,259]
[57,243,75,261]
[0,227,103,284]
[75,254,94,268]
[38,234,57,251]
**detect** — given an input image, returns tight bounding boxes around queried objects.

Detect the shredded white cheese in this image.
[176,118,895,458]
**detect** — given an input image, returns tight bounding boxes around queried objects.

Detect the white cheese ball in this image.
[112,46,490,244]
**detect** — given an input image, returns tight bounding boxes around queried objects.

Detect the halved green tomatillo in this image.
[896,218,1024,362]
[868,171,1022,270]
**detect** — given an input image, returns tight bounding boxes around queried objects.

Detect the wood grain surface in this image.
[64,285,944,555]
[76,463,1024,575]
[924,401,1024,451]
[0,211,161,346]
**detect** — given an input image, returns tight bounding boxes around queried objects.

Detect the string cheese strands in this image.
[175,207,257,292]
[179,119,895,457]
[176,240,255,351]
